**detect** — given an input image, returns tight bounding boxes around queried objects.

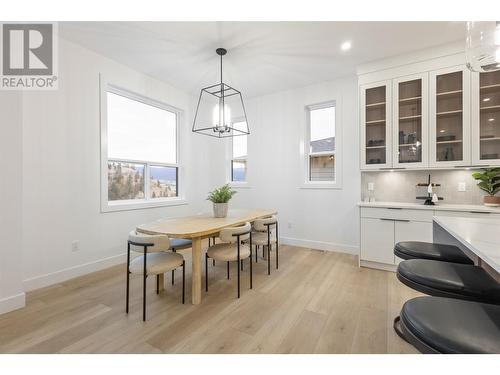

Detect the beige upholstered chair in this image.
[205,222,252,298]
[250,215,279,275]
[127,230,185,321]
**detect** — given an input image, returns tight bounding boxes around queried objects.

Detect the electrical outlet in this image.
[71,240,80,252]
[458,182,466,192]
[367,182,375,191]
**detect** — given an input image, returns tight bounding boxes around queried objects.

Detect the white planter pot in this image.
[213,203,228,218]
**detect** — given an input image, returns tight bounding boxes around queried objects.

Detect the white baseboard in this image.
[279,236,359,255]
[0,292,26,315]
[359,260,397,273]
[23,253,126,292]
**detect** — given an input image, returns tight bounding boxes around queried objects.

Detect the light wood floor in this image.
[0,244,420,353]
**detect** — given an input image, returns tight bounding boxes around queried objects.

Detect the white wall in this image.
[20,38,216,290]
[0,91,25,313]
[214,76,361,253]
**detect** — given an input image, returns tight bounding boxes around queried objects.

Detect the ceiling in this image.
[60,22,467,98]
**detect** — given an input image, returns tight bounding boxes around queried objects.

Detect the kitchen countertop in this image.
[358,201,500,213]
[433,216,500,274]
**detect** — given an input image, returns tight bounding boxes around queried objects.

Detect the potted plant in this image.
[472,168,500,206]
[207,184,237,218]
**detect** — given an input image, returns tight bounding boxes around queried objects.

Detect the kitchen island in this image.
[433,215,500,280]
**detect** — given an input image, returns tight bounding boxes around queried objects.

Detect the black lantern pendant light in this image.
[192,48,250,138]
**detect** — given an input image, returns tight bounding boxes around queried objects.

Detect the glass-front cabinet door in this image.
[472,70,500,165]
[429,66,471,167]
[392,74,428,168]
[360,81,392,170]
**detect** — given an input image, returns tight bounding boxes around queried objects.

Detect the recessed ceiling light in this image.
[341,41,352,51]
[440,129,446,133]
[483,97,491,102]
[488,118,495,122]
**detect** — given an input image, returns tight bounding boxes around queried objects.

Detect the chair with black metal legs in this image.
[205,222,253,298]
[126,230,185,321]
[169,238,192,285]
[247,215,278,275]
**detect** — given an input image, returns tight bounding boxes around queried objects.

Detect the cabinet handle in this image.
[380,218,410,222]
[387,207,402,210]
[469,211,491,214]
[379,167,406,170]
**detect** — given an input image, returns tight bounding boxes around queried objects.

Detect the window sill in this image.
[300,182,342,190]
[229,182,251,189]
[101,198,188,213]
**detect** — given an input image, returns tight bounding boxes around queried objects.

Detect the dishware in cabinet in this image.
[360,81,392,170]
[392,73,429,168]
[429,66,471,167]
[472,70,500,165]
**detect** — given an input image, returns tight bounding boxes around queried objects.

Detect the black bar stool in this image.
[397,259,500,305]
[394,241,473,264]
[394,296,500,353]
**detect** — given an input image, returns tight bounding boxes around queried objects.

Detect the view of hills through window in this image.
[108,162,145,201]
[150,166,177,198]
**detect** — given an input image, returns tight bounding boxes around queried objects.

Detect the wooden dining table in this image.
[136,208,277,304]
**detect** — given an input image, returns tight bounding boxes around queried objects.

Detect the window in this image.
[305,102,339,186]
[231,120,248,182]
[101,82,183,211]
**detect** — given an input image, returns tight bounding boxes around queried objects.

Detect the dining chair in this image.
[205,222,252,298]
[249,215,279,275]
[127,230,185,321]
[169,238,192,285]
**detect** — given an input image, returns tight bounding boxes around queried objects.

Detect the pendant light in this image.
[192,48,250,138]
[466,21,500,72]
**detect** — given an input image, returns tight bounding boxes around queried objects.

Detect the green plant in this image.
[472,168,500,196]
[207,184,237,203]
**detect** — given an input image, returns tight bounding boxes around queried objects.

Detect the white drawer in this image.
[434,210,500,219]
[360,207,433,222]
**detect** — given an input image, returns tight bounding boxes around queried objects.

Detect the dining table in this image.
[136,208,277,304]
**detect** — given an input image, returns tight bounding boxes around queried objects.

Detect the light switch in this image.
[367,182,375,191]
[458,182,466,192]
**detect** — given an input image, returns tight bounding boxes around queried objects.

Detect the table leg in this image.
[191,236,202,304]
[158,274,165,292]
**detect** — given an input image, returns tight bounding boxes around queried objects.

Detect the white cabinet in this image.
[360,81,392,170]
[429,66,471,167]
[359,60,500,170]
[394,220,433,264]
[393,73,429,168]
[360,218,395,264]
[359,207,433,270]
[471,70,500,165]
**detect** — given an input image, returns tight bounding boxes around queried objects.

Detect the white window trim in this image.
[226,118,250,188]
[301,99,343,190]
[100,75,187,212]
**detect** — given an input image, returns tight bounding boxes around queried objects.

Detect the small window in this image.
[231,120,248,182]
[306,103,336,182]
[101,83,182,210]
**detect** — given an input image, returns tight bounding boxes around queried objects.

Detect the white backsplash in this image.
[361,169,486,205]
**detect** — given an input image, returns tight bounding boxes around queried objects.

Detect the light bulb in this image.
[341,41,352,51]
[212,102,232,131]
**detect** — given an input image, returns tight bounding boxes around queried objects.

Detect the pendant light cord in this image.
[220,50,225,130]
